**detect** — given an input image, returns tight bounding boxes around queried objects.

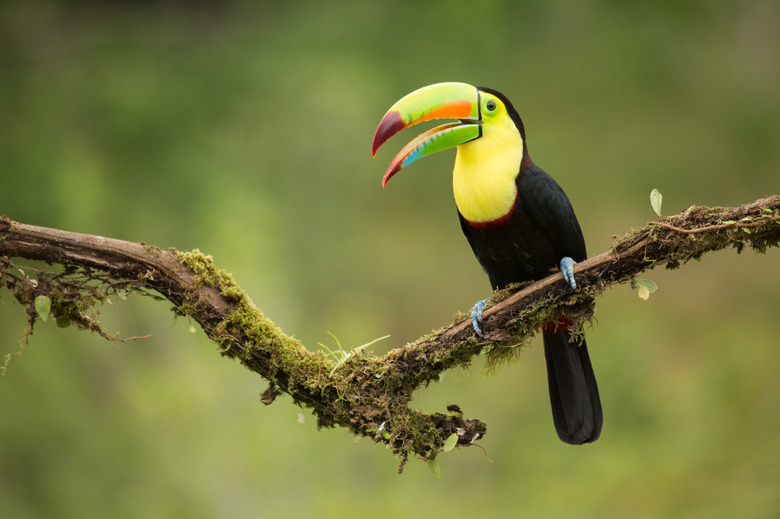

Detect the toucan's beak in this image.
[372,82,482,187]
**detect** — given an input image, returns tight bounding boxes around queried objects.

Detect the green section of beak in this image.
[372,82,480,156]
[372,82,483,186]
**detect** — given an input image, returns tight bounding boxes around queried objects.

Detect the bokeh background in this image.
[2,1,779,517]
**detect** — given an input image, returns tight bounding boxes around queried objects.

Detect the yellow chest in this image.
[452,122,524,223]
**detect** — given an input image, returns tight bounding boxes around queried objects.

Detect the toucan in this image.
[372,82,602,444]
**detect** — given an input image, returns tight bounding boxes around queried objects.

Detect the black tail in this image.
[542,328,603,444]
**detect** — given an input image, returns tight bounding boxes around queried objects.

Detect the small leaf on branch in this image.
[34,295,51,321]
[428,458,441,478]
[636,279,658,301]
[442,433,458,453]
[650,189,663,217]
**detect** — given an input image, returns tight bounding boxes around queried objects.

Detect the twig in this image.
[648,215,780,234]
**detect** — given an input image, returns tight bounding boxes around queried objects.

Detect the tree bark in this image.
[1,195,779,471]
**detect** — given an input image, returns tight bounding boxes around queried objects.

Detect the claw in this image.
[470,298,489,337]
[560,256,577,289]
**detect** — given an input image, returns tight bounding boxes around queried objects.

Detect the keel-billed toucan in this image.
[372,82,603,444]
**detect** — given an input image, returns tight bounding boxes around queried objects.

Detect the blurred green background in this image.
[2,1,779,517]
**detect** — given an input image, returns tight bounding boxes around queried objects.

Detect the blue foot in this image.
[470,298,490,338]
[560,256,577,289]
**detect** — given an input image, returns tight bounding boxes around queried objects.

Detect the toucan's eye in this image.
[485,99,497,112]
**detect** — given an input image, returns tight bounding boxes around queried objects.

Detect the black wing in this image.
[519,164,587,262]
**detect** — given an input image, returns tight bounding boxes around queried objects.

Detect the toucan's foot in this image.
[560,256,577,289]
[470,298,490,338]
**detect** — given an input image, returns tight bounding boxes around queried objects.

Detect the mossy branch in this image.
[1,194,779,471]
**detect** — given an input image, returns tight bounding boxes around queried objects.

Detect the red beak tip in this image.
[381,167,397,187]
[372,112,405,155]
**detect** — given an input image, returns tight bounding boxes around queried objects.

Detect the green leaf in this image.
[329,352,352,377]
[34,295,51,321]
[55,315,70,328]
[326,334,390,377]
[650,189,663,217]
[427,458,441,478]
[636,279,658,301]
[354,334,391,352]
[442,433,458,453]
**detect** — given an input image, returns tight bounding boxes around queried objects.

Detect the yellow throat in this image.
[452,115,524,223]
